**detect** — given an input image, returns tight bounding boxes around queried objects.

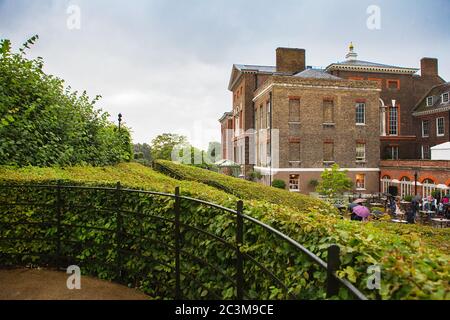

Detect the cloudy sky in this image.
[1,0,449,149]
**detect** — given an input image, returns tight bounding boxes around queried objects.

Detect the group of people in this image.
[387,193,450,224]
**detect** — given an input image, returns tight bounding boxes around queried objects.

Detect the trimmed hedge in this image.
[153,160,339,215]
[0,163,449,299]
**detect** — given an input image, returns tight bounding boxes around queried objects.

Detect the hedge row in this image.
[153,160,338,215]
[0,163,449,299]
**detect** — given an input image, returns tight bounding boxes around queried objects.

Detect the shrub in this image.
[403,195,413,202]
[153,160,338,215]
[0,163,449,300]
[0,36,132,167]
[271,179,286,189]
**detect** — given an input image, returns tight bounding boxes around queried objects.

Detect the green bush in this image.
[0,163,449,300]
[271,179,286,189]
[153,160,338,215]
[0,36,132,166]
[403,195,413,202]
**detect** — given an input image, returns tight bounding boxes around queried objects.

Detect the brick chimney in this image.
[421,57,438,77]
[276,48,306,74]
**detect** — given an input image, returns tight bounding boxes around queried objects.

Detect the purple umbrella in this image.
[353,205,370,218]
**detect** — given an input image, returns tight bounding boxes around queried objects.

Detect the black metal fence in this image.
[0,183,367,300]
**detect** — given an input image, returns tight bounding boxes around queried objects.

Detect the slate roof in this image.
[234,64,277,73]
[293,68,342,80]
[326,59,418,74]
[413,82,450,115]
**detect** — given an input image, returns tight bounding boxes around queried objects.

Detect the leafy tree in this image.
[150,133,188,161]
[0,36,132,166]
[316,164,353,198]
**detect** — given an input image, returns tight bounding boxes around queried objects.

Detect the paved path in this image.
[0,268,149,300]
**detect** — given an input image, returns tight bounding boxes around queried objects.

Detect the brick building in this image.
[412,82,450,159]
[326,44,445,160]
[220,44,449,195]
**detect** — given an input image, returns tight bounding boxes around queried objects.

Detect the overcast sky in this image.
[1,0,449,149]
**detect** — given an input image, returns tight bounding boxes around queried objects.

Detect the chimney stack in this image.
[421,57,438,77]
[276,48,306,74]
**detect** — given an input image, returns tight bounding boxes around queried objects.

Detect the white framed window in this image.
[426,96,433,106]
[356,174,366,190]
[356,143,366,161]
[421,145,430,159]
[266,101,271,129]
[437,117,445,136]
[355,103,365,125]
[400,177,412,198]
[422,120,429,137]
[442,92,449,104]
[381,175,391,193]
[389,107,398,135]
[289,174,300,192]
[422,179,436,198]
[386,146,399,160]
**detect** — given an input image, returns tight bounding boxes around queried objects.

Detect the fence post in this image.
[236,200,244,300]
[174,186,181,300]
[55,180,63,269]
[115,182,123,280]
[326,244,341,298]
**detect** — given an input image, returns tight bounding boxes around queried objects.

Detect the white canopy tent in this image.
[431,142,450,160]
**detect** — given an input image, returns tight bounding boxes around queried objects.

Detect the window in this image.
[422,178,436,198]
[355,103,365,125]
[389,106,398,135]
[266,101,271,128]
[381,175,391,193]
[387,80,400,90]
[421,145,430,159]
[386,146,399,160]
[426,96,433,106]
[356,143,366,161]
[356,174,366,190]
[422,120,429,137]
[289,99,300,122]
[442,92,449,104]
[289,142,301,162]
[289,123,300,136]
[400,177,412,198]
[289,174,300,192]
[259,105,264,130]
[323,99,334,123]
[323,142,334,162]
[437,117,445,136]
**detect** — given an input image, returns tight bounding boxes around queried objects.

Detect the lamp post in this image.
[118,113,123,132]
[414,171,418,196]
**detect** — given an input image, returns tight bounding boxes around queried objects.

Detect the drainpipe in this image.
[269,91,273,187]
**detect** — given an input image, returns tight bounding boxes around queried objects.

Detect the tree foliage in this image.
[316,164,353,198]
[150,133,188,161]
[0,36,132,167]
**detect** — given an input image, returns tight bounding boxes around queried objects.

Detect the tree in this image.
[0,36,132,167]
[316,164,353,198]
[205,141,222,164]
[150,133,188,161]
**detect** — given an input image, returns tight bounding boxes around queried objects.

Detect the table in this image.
[391,219,408,224]
[430,218,450,228]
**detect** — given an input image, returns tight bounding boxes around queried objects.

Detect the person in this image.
[407,199,418,224]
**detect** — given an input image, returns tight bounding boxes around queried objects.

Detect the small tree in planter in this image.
[316,164,353,198]
[272,179,286,189]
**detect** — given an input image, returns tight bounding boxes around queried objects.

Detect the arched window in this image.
[400,177,412,198]
[381,175,391,193]
[422,178,436,198]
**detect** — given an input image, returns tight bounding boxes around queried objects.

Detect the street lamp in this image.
[118,113,123,132]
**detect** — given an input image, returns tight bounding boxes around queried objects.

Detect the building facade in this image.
[220,44,448,195]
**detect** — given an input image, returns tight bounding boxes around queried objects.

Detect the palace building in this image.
[220,44,448,195]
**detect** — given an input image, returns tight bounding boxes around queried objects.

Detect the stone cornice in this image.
[326,64,418,75]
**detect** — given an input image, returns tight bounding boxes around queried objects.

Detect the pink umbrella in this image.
[353,205,370,218]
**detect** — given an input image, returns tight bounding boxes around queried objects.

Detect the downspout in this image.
[269,91,273,187]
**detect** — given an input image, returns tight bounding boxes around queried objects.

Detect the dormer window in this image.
[442,92,449,104]
[426,96,433,106]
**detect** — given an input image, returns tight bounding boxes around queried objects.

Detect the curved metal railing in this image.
[0,182,367,300]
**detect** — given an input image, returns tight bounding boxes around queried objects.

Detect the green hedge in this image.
[0,163,449,299]
[153,160,338,215]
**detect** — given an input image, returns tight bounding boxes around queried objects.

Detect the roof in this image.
[412,82,450,116]
[293,68,343,80]
[218,111,233,123]
[326,59,418,75]
[234,64,277,73]
[431,142,450,150]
